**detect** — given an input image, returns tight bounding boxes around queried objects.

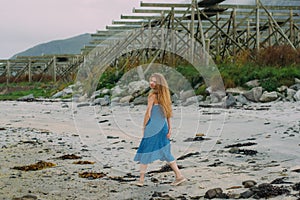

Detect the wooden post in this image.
[233,8,237,57]
[268,16,272,47]
[53,56,57,82]
[256,0,260,51]
[6,60,11,85]
[28,59,32,82]
[171,7,175,66]
[216,12,220,55]
[247,20,251,47]
[190,0,195,62]
[205,39,210,66]
[290,9,295,44]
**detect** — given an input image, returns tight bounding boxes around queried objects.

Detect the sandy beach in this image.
[0,100,299,199]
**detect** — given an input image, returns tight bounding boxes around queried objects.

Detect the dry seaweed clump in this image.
[79,172,106,179]
[55,154,82,160]
[12,161,56,171]
[73,161,95,165]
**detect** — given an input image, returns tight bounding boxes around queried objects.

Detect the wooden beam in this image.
[106,25,142,30]
[140,2,190,8]
[113,20,148,25]
[217,4,300,10]
[121,14,161,20]
[133,8,187,14]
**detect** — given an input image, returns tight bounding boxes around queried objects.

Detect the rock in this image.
[111,85,125,97]
[295,78,300,84]
[111,97,121,103]
[294,90,300,101]
[240,190,255,198]
[242,180,257,188]
[226,87,246,95]
[259,91,278,102]
[245,79,260,87]
[211,91,226,103]
[93,95,110,106]
[18,94,35,101]
[243,87,263,102]
[290,83,300,91]
[277,85,288,92]
[171,93,180,104]
[119,95,133,103]
[182,96,200,106]
[180,89,195,101]
[204,188,228,199]
[52,91,64,98]
[292,182,300,191]
[133,96,147,105]
[63,87,73,95]
[100,88,110,95]
[286,88,296,101]
[128,80,149,96]
[236,94,249,105]
[206,87,226,103]
[61,103,69,108]
[223,93,236,108]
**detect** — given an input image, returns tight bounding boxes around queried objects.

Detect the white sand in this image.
[0,100,299,199]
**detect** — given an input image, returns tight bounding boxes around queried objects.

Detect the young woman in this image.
[133,73,186,186]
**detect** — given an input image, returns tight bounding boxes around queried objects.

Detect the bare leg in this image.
[169,161,186,186]
[169,161,182,178]
[138,164,148,184]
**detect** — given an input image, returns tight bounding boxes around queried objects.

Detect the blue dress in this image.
[134,104,175,164]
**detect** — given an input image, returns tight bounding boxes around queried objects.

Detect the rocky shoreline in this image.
[0,100,299,199]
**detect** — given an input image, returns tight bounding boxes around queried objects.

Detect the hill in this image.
[12,33,92,58]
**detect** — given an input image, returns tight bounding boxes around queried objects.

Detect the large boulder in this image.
[93,95,110,106]
[294,90,300,101]
[259,91,278,102]
[119,95,133,103]
[245,79,260,88]
[133,96,148,105]
[223,93,236,108]
[111,85,126,97]
[180,90,195,101]
[127,80,149,96]
[277,85,288,93]
[18,94,35,101]
[290,83,300,91]
[242,87,263,102]
[286,88,296,101]
[236,94,249,105]
[206,87,226,103]
[182,95,202,106]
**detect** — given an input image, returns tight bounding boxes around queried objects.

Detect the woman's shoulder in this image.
[148,92,157,99]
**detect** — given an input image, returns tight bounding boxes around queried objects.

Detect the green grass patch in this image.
[0,82,62,100]
[218,63,300,91]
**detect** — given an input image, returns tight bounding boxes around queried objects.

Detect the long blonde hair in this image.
[150,73,173,118]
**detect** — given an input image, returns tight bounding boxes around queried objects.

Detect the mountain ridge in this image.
[12,33,92,59]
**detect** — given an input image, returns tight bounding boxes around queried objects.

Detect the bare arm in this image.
[166,117,171,139]
[143,94,155,130]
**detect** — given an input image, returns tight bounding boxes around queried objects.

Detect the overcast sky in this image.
[0,0,142,59]
[0,0,260,59]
